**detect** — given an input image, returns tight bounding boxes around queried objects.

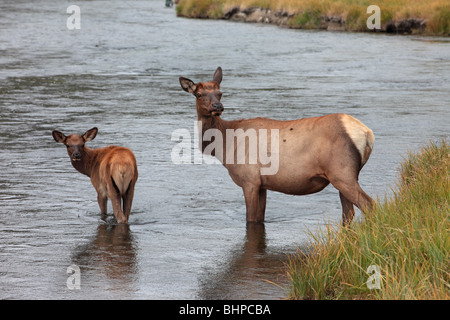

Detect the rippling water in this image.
[0,0,449,299]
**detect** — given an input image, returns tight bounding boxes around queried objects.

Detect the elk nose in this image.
[73,152,81,159]
[213,102,224,111]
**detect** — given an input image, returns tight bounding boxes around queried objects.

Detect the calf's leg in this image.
[97,194,108,215]
[122,181,135,221]
[107,182,128,224]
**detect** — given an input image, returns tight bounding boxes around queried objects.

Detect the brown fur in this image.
[180,67,375,225]
[52,127,138,224]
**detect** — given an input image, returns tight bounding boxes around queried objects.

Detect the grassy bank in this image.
[176,0,450,35]
[288,140,449,299]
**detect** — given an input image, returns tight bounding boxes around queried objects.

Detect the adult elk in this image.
[179,67,375,226]
[52,127,138,224]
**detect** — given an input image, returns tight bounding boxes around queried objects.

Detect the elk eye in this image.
[196,93,202,98]
[66,144,70,148]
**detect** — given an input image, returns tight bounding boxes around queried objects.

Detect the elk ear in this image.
[52,130,66,143]
[213,67,222,85]
[179,77,197,94]
[83,127,98,142]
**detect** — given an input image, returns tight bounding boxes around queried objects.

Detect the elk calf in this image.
[52,127,138,224]
[180,67,375,226]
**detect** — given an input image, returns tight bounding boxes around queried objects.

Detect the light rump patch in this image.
[340,114,375,166]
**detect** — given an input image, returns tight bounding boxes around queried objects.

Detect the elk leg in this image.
[111,194,127,224]
[257,188,267,222]
[107,184,127,224]
[332,179,375,216]
[339,191,355,226]
[122,181,135,221]
[243,184,265,223]
[97,193,108,216]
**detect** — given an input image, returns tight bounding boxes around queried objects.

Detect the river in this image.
[0,0,448,299]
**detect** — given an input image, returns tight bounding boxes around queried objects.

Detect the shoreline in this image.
[175,1,450,36]
[221,6,427,34]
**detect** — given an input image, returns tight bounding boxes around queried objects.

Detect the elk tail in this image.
[361,129,375,167]
[111,162,135,195]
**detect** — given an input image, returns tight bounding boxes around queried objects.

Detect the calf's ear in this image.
[83,127,98,142]
[52,130,66,143]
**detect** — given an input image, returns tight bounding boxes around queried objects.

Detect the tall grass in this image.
[176,0,224,18]
[176,0,450,35]
[288,140,449,300]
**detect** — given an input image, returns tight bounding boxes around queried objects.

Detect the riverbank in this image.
[288,140,449,300]
[176,0,450,35]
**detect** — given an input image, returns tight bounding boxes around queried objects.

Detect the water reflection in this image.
[0,0,449,299]
[199,223,290,299]
[71,223,138,295]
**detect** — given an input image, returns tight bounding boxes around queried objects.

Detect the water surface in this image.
[0,0,449,299]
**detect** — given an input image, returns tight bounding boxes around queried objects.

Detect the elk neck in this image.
[198,114,231,153]
[70,146,100,178]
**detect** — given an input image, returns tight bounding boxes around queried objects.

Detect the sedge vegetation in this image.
[288,140,449,299]
[176,0,450,35]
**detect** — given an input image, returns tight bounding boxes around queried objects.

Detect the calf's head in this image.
[179,67,224,117]
[52,127,98,162]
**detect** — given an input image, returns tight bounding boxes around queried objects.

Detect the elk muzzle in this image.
[72,152,82,161]
[211,102,224,116]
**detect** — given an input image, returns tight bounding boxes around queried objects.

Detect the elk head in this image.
[52,127,98,162]
[179,67,224,117]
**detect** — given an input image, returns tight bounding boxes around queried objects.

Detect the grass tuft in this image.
[288,140,449,300]
[176,0,224,19]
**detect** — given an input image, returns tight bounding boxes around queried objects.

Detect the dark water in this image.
[0,0,448,299]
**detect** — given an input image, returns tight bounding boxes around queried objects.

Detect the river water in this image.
[0,0,448,300]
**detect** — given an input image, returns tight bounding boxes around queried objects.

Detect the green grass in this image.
[428,4,450,35]
[176,0,450,35]
[176,0,224,19]
[288,140,449,300]
[289,10,322,29]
